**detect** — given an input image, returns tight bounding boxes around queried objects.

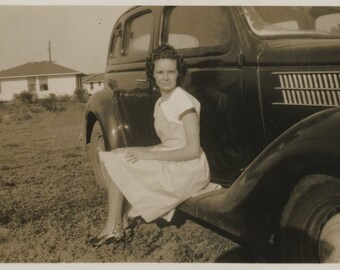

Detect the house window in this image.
[39,76,48,91]
[90,82,94,90]
[98,81,101,87]
[27,77,36,93]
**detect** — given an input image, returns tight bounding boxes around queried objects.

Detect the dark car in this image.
[82,6,340,263]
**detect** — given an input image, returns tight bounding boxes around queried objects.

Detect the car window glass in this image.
[167,7,230,49]
[109,24,122,58]
[242,7,340,37]
[126,12,153,56]
[263,21,298,31]
[316,13,340,34]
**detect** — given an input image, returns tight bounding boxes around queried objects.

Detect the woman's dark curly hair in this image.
[146,45,186,89]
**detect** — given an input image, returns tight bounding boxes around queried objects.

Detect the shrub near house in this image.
[73,88,89,103]
[0,88,89,124]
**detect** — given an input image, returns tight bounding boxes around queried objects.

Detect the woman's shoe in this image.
[122,216,139,242]
[123,216,133,239]
[87,227,125,247]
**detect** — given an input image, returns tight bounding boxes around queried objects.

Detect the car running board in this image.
[179,186,232,231]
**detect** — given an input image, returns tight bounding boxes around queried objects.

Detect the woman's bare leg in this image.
[97,166,125,238]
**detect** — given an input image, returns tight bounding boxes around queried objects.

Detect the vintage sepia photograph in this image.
[1,0,340,265]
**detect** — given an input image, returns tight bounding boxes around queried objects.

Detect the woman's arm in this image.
[125,109,201,163]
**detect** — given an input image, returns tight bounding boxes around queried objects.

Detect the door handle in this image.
[136,79,147,83]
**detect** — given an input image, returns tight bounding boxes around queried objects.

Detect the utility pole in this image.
[48,41,52,62]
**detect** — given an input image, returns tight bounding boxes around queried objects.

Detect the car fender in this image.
[227,107,340,246]
[188,107,340,247]
[82,88,126,152]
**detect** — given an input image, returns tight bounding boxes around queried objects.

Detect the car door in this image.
[156,6,247,186]
[106,7,156,147]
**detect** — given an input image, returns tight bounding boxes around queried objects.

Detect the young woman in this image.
[88,45,210,247]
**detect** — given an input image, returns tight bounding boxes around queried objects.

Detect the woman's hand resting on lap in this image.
[125,148,154,163]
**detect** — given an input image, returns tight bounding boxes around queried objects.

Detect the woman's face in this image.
[153,58,178,93]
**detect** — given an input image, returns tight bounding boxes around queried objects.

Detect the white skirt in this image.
[99,147,210,222]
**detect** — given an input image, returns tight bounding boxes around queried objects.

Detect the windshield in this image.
[241,6,340,38]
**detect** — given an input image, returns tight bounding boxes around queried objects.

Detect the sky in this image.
[1,0,340,74]
[0,5,129,74]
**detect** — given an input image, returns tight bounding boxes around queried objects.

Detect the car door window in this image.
[125,12,153,56]
[109,23,122,59]
[316,13,340,34]
[166,6,231,50]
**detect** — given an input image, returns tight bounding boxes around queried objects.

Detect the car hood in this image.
[257,38,340,66]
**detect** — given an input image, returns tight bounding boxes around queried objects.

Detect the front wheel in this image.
[279,174,340,263]
[89,121,106,188]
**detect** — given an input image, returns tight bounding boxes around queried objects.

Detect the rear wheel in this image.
[279,174,340,263]
[89,121,106,188]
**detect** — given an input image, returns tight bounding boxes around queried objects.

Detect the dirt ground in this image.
[0,102,255,263]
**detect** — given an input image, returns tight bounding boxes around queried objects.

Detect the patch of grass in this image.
[3,143,21,148]
[0,178,16,187]
[0,100,240,263]
[0,93,86,124]
[38,94,66,112]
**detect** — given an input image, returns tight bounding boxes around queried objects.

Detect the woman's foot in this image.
[122,215,141,241]
[87,225,125,247]
[123,215,132,238]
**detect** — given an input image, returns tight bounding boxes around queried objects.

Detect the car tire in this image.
[279,174,340,263]
[89,121,106,188]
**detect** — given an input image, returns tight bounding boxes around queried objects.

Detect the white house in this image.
[83,73,104,95]
[0,61,83,101]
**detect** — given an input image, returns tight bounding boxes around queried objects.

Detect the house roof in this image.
[0,61,82,79]
[82,73,96,82]
[83,73,105,83]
